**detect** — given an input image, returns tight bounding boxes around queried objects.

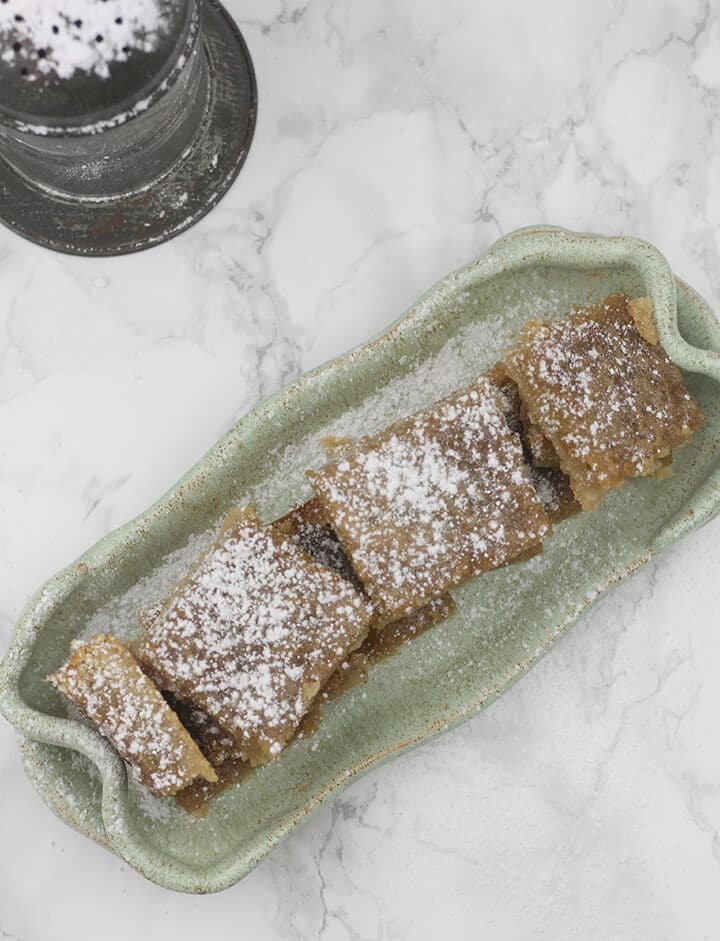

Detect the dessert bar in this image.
[135,506,374,766]
[48,634,217,797]
[501,294,703,508]
[308,377,552,622]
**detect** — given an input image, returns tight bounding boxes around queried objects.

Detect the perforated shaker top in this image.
[0,0,193,126]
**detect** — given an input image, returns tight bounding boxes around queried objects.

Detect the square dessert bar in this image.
[140,501,359,769]
[501,294,704,509]
[48,634,217,797]
[135,506,374,766]
[308,377,552,622]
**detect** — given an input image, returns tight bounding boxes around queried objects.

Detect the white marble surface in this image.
[2,0,720,937]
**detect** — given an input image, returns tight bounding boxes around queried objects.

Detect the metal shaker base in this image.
[0,0,257,257]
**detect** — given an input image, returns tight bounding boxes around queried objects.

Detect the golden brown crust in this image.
[627,296,659,345]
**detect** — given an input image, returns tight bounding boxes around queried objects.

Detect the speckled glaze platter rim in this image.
[2,226,720,893]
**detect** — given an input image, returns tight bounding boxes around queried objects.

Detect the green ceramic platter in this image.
[2,226,720,893]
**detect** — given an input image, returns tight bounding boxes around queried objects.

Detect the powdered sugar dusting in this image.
[503,295,704,507]
[83,529,213,644]
[309,378,551,621]
[48,634,217,796]
[0,1,170,81]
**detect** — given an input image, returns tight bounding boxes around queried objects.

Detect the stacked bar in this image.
[47,294,703,800]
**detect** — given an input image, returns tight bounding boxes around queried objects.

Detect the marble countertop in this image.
[2,1,720,938]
